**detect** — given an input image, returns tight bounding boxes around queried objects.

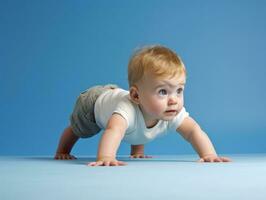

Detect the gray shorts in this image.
[70,84,118,138]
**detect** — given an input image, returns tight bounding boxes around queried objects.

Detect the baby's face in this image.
[136,73,186,123]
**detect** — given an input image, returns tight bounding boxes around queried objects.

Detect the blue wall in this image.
[1,0,266,156]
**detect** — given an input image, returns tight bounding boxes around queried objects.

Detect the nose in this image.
[168,95,177,105]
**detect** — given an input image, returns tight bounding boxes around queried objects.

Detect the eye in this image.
[177,88,183,94]
[158,89,167,96]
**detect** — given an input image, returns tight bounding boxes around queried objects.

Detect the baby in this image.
[55,45,231,166]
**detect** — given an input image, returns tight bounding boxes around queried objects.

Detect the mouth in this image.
[165,110,177,114]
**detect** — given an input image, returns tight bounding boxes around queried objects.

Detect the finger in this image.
[118,161,127,166]
[88,161,102,166]
[96,161,105,166]
[130,155,138,158]
[89,161,103,166]
[130,154,145,158]
[214,158,222,162]
[88,162,96,166]
[133,155,139,158]
[103,161,111,166]
[221,157,232,162]
[204,157,212,162]
[110,161,118,166]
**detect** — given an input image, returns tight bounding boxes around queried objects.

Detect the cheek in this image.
[144,96,166,114]
[178,97,184,110]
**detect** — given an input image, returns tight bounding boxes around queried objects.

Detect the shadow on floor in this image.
[23,156,196,165]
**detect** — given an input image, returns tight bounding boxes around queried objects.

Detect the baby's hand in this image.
[130,154,152,159]
[54,153,77,160]
[88,157,127,167]
[198,154,231,162]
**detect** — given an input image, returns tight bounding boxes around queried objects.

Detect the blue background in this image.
[1,0,266,156]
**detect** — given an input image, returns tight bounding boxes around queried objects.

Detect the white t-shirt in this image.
[94,88,189,145]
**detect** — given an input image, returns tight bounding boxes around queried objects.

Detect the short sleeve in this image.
[112,96,136,133]
[168,107,189,131]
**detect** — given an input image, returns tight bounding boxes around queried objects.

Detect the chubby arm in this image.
[177,116,231,162]
[89,113,128,166]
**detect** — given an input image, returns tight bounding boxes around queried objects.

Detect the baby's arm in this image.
[88,113,128,166]
[177,117,231,162]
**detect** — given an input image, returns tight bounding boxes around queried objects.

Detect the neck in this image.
[138,105,158,128]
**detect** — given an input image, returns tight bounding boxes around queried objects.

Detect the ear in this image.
[129,86,140,104]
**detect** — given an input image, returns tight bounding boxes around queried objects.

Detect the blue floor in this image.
[1,154,266,200]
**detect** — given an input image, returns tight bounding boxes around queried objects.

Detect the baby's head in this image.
[128,45,186,87]
[128,45,186,124]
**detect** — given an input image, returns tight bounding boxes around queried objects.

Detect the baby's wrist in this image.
[97,156,116,161]
[201,153,217,158]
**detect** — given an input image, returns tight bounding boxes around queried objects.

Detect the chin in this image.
[161,116,176,121]
[161,112,178,121]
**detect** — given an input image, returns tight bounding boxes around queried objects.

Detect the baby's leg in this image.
[54,126,79,160]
